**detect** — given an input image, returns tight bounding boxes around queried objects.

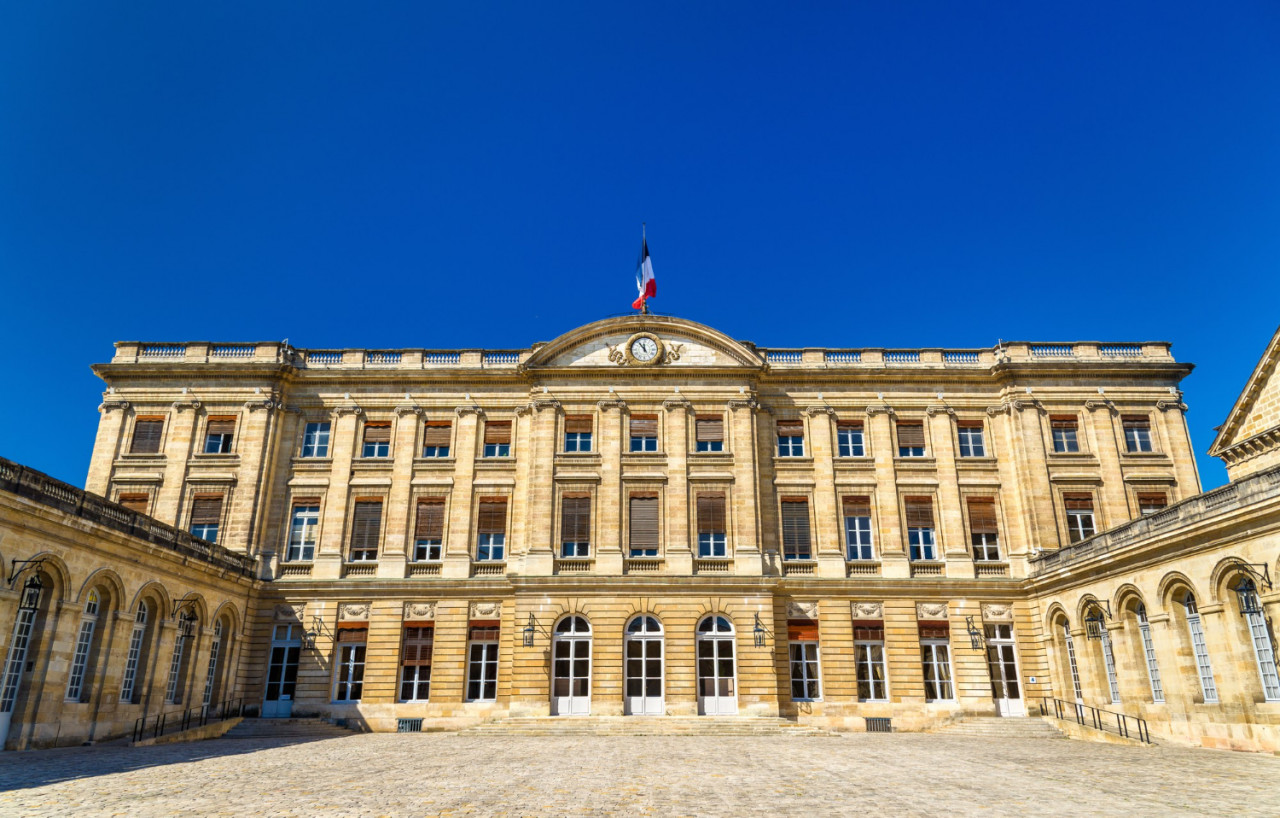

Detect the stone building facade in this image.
[2,315,1277,751]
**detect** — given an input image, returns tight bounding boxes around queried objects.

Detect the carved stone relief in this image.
[916,602,949,620]
[982,603,1014,622]
[403,601,437,621]
[787,601,819,620]
[470,601,501,619]
[338,602,371,622]
[274,603,305,622]
[851,602,883,621]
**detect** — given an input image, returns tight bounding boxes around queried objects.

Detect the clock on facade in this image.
[625,332,664,366]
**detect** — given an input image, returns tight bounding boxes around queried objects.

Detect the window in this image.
[560,494,591,558]
[896,421,925,457]
[131,417,165,454]
[348,500,382,561]
[1138,493,1167,516]
[1135,604,1164,703]
[301,421,330,458]
[854,623,887,701]
[483,421,511,457]
[919,622,953,701]
[189,495,223,543]
[334,628,367,701]
[695,416,724,452]
[564,415,593,453]
[203,416,235,454]
[164,623,189,704]
[968,497,1000,561]
[1123,416,1153,453]
[629,494,659,557]
[476,499,506,561]
[629,415,658,452]
[286,503,320,561]
[413,498,445,561]
[120,603,149,703]
[1183,594,1218,703]
[118,493,149,514]
[1064,494,1095,543]
[400,626,434,702]
[202,621,223,708]
[362,422,391,458]
[1236,579,1280,701]
[466,623,500,701]
[842,496,873,561]
[780,498,812,560]
[421,420,451,458]
[836,421,865,458]
[66,590,101,702]
[957,421,985,457]
[697,493,727,558]
[1062,621,1083,702]
[776,419,804,457]
[904,496,936,561]
[1098,619,1121,704]
[788,621,821,701]
[1051,415,1080,453]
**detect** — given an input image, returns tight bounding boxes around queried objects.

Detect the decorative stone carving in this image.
[403,601,436,621]
[925,405,955,417]
[171,398,202,412]
[274,603,305,622]
[1157,399,1189,412]
[455,405,485,418]
[787,601,818,620]
[665,342,685,362]
[985,404,1010,416]
[244,396,280,412]
[470,601,501,619]
[803,406,836,418]
[395,404,423,417]
[851,602,883,620]
[338,602,371,622]
[98,399,130,413]
[982,603,1014,622]
[596,398,628,412]
[916,602,949,620]
[605,342,627,365]
[726,398,758,412]
[331,405,363,418]
[1084,399,1117,414]
[865,405,895,417]
[662,397,693,412]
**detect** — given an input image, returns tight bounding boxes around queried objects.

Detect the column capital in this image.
[803,405,835,418]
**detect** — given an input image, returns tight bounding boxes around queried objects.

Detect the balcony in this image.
[974,562,1010,578]
[471,561,506,577]
[910,561,944,578]
[407,562,442,578]
[277,563,313,578]
[782,560,817,576]
[693,558,732,574]
[625,557,664,574]
[554,558,594,574]
[342,562,376,578]
[846,560,881,577]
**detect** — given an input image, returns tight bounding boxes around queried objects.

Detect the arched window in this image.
[696,615,736,715]
[625,616,664,716]
[1234,578,1280,701]
[697,615,734,635]
[202,620,225,708]
[1134,604,1164,703]
[555,616,591,635]
[120,602,152,704]
[1182,593,1218,703]
[165,611,199,705]
[1060,619,1083,703]
[65,590,102,702]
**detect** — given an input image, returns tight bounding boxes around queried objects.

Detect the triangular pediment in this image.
[524,316,764,370]
[1209,326,1280,475]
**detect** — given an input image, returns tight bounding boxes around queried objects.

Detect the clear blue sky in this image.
[2,3,1278,489]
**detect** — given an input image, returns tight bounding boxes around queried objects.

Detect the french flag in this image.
[632,236,656,311]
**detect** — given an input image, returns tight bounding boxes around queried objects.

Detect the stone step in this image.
[932,717,1064,739]
[457,717,834,737]
[221,718,358,740]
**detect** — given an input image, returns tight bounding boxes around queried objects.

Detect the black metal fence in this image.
[132,698,245,743]
[0,457,256,578]
[1039,697,1151,744]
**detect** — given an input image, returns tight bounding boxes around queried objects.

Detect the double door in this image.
[262,624,301,718]
[985,624,1024,717]
[552,617,592,716]
[625,637,664,715]
[697,636,738,715]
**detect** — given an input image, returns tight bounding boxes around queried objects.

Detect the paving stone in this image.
[0,732,1277,817]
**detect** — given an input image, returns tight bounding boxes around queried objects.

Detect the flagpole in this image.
[640,222,648,314]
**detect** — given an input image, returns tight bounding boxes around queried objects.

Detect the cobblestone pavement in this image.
[1,731,1278,817]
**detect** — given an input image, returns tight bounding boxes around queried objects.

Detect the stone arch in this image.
[170,591,210,624]
[1157,571,1199,611]
[1043,601,1071,629]
[522,315,767,370]
[128,580,173,618]
[75,567,127,609]
[209,599,242,634]
[1113,583,1147,615]
[1075,593,1107,624]
[12,551,71,605]
[1209,557,1257,604]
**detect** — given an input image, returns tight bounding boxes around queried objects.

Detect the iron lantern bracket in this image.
[965,616,987,651]
[753,613,768,648]
[1232,561,1273,593]
[6,557,45,588]
[1083,601,1112,640]
[522,613,538,648]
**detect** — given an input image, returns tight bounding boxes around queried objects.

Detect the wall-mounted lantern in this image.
[523,613,538,647]
[965,615,986,651]
[1084,601,1112,641]
[753,613,767,648]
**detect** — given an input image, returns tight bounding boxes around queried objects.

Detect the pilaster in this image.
[443,406,482,579]
[153,405,200,526]
[377,405,421,578]
[729,398,762,575]
[662,396,693,574]
[805,406,843,577]
[314,406,360,580]
[867,406,906,577]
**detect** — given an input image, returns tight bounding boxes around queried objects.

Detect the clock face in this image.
[630,336,659,362]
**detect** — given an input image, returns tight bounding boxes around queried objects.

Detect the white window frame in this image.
[1063,622,1083,703]
[1136,605,1164,703]
[1184,595,1218,703]
[1124,421,1153,453]
[855,640,887,702]
[777,436,804,457]
[845,515,873,561]
[564,431,592,453]
[836,426,865,458]
[695,439,724,453]
[164,634,187,705]
[698,531,727,558]
[301,421,331,458]
[333,639,367,702]
[1099,626,1121,704]
[119,605,148,703]
[202,621,223,708]
[971,531,1000,562]
[1237,581,1280,701]
[286,504,320,562]
[788,641,822,702]
[920,640,954,701]
[908,527,936,561]
[1052,423,1080,453]
[65,590,100,702]
[477,532,505,561]
[957,426,986,458]
[466,638,499,702]
[1066,509,1095,543]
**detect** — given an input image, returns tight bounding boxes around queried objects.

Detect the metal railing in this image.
[1039,697,1151,744]
[133,698,244,743]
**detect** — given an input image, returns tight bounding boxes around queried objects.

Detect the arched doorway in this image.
[625,615,664,715]
[696,615,737,716]
[552,616,591,716]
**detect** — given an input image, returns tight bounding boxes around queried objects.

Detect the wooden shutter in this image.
[561,494,591,542]
[696,416,724,442]
[788,621,819,642]
[696,493,726,534]
[1137,493,1167,510]
[918,621,950,640]
[477,499,507,535]
[1063,493,1093,511]
[363,422,391,443]
[401,626,434,666]
[469,623,500,641]
[1050,415,1078,429]
[780,499,811,551]
[131,418,165,454]
[629,415,658,437]
[897,421,925,448]
[484,421,511,445]
[903,496,935,528]
[206,416,236,436]
[1122,415,1150,429]
[350,501,383,549]
[423,421,452,447]
[842,495,871,517]
[337,627,368,643]
[564,415,593,434]
[854,624,885,641]
[967,498,998,535]
[414,499,445,540]
[629,495,659,551]
[836,419,863,430]
[119,494,149,513]
[190,496,223,525]
[957,419,983,429]
[776,419,803,437]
